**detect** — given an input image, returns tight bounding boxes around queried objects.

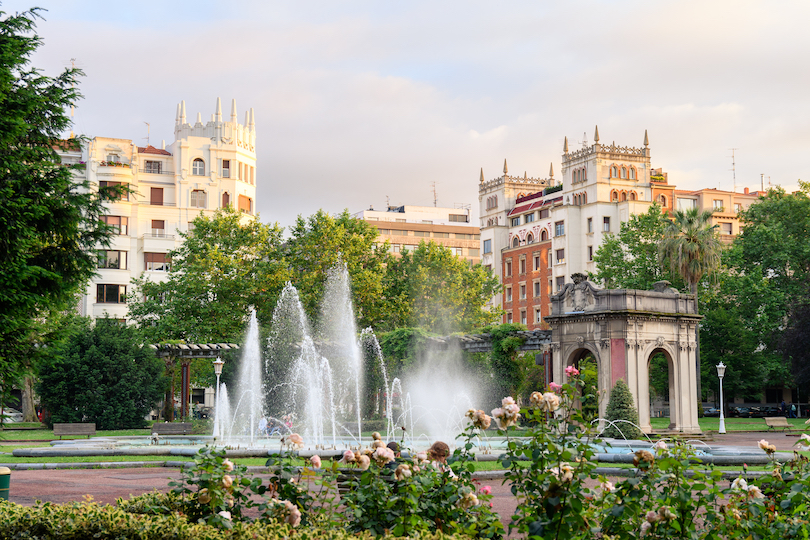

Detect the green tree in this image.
[591,203,684,290]
[128,207,288,343]
[603,379,643,440]
[283,210,391,330]
[659,207,722,400]
[0,9,122,413]
[37,318,167,430]
[382,241,501,333]
[481,323,527,402]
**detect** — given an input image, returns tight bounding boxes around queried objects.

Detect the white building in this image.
[59,98,258,322]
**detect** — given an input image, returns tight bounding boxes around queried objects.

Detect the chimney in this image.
[744,187,749,195]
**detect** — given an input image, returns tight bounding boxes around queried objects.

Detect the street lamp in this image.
[212,357,225,440]
[716,362,726,435]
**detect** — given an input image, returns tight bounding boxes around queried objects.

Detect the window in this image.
[98,250,127,269]
[506,260,512,276]
[238,195,253,214]
[222,160,230,178]
[541,230,548,241]
[611,191,618,202]
[101,215,128,235]
[391,230,409,236]
[151,219,165,237]
[659,194,668,207]
[192,158,205,175]
[734,203,743,213]
[222,192,230,208]
[506,287,512,302]
[629,167,636,180]
[449,214,468,223]
[453,247,463,256]
[150,187,163,206]
[468,248,480,257]
[395,219,406,223]
[507,312,513,323]
[483,239,492,254]
[97,284,126,303]
[413,231,430,237]
[713,199,724,211]
[621,167,627,179]
[526,233,534,244]
[611,166,618,178]
[145,252,170,272]
[539,208,549,219]
[534,281,540,297]
[677,198,697,211]
[520,259,526,274]
[525,213,535,223]
[587,217,593,233]
[190,190,206,208]
[433,232,449,238]
[535,309,542,323]
[533,256,540,270]
[520,310,527,325]
[588,246,593,261]
[556,276,565,291]
[621,191,627,202]
[511,217,520,226]
[603,217,611,232]
[554,221,565,236]
[144,160,161,174]
[512,237,519,248]
[520,284,526,300]
[720,223,733,235]
[106,154,120,163]
[99,180,128,201]
[630,191,636,201]
[556,249,565,264]
[250,166,255,185]
[422,220,433,224]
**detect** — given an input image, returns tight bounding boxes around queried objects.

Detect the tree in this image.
[603,379,643,440]
[0,9,123,415]
[283,210,391,330]
[37,318,167,430]
[128,207,288,343]
[382,241,501,333]
[590,203,684,290]
[659,207,722,400]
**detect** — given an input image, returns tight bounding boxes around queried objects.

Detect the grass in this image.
[649,416,809,432]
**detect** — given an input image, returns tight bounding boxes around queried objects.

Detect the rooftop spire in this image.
[196,112,202,125]
[215,97,222,122]
[230,99,237,123]
[479,168,484,184]
[594,125,600,143]
[549,162,554,178]
[175,103,180,125]
[249,108,255,131]
[244,110,249,127]
[644,129,649,147]
[563,136,568,153]
[503,159,508,175]
[180,100,186,124]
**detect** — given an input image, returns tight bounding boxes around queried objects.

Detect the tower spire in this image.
[249,108,255,131]
[644,129,649,147]
[503,159,508,175]
[180,100,186,124]
[175,103,180,125]
[549,162,554,178]
[215,97,222,122]
[196,112,202,125]
[479,168,484,184]
[244,110,249,127]
[230,99,237,123]
[594,125,600,143]
[563,136,568,153]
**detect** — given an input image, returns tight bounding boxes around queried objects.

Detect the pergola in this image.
[149,343,240,420]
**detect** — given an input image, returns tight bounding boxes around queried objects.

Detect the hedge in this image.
[0,499,471,540]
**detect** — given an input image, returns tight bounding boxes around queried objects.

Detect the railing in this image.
[142,232,175,240]
[149,202,176,206]
[139,168,172,175]
[99,161,132,168]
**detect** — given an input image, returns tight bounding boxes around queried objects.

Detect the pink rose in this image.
[481,485,492,495]
[549,382,562,393]
[310,455,321,469]
[565,365,580,377]
[342,449,355,463]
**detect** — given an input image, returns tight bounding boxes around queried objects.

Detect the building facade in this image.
[358,205,481,264]
[59,98,258,322]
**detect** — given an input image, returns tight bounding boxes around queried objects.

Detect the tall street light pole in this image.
[213,357,225,440]
[717,362,726,435]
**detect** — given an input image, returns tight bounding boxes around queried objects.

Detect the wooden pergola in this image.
[150,343,240,420]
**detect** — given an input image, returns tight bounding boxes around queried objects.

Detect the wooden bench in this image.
[765,417,791,432]
[53,423,96,439]
[151,422,193,436]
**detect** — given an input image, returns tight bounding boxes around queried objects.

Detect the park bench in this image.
[151,422,194,436]
[764,417,792,432]
[53,423,96,439]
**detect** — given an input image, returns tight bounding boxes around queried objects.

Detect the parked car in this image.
[0,407,23,423]
[703,407,720,417]
[730,406,752,418]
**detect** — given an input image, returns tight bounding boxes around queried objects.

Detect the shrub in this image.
[602,379,643,440]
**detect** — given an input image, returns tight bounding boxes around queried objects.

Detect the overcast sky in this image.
[7,0,808,229]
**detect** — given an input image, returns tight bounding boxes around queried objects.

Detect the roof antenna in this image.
[144,122,150,147]
[729,148,737,192]
[431,181,438,207]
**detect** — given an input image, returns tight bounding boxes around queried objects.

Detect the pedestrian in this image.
[781,400,787,417]
[790,403,797,418]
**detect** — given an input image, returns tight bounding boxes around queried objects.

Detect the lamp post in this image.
[212,357,225,440]
[716,362,726,435]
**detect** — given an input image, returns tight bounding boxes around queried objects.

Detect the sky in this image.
[6,0,809,229]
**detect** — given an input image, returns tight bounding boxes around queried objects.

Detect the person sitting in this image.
[427,441,455,476]
[384,441,401,470]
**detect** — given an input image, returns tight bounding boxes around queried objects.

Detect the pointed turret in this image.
[549,163,554,178]
[594,125,600,143]
[563,136,568,153]
[644,129,649,147]
[503,159,508,175]
[230,99,237,123]
[479,168,485,184]
[175,103,180,125]
[215,97,222,122]
[524,171,527,179]
[180,100,186,124]
[196,112,202,125]
[249,108,255,131]
[244,110,249,127]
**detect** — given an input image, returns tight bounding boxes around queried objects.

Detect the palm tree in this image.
[659,207,722,402]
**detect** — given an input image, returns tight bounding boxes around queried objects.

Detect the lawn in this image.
[649,416,809,432]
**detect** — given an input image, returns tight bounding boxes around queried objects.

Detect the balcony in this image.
[143,231,175,240]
